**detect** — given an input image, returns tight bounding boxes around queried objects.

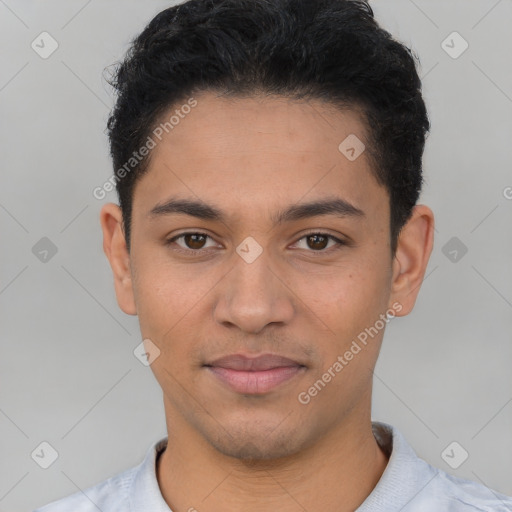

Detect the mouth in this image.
[204,353,307,395]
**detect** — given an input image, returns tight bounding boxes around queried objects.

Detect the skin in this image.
[100,92,434,512]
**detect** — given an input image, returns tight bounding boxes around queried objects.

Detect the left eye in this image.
[292,233,345,252]
[166,232,345,253]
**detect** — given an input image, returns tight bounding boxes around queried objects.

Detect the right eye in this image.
[165,232,220,254]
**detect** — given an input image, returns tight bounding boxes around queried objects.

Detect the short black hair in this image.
[106,0,430,256]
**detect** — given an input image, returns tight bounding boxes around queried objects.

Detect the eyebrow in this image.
[148,196,365,224]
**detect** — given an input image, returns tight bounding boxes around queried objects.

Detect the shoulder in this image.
[32,465,137,512]
[369,422,512,512]
[422,468,512,512]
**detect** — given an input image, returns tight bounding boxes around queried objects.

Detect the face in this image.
[102,92,432,461]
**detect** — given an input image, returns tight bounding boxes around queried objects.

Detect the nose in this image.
[213,249,295,335]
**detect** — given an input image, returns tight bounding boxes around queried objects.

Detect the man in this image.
[35,0,512,510]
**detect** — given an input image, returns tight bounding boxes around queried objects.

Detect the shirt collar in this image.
[128,421,437,511]
[356,421,438,511]
[130,436,171,511]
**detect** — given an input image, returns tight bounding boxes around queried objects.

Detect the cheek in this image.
[132,261,187,339]
[299,260,390,347]
[132,258,218,365]
[297,265,389,408]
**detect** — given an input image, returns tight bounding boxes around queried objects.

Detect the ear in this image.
[388,204,435,316]
[99,203,137,315]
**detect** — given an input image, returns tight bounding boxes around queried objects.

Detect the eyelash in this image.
[165,231,347,256]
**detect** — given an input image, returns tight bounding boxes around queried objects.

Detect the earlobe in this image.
[388,204,434,316]
[100,203,137,316]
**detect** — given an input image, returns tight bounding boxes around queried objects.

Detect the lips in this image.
[207,353,303,371]
[204,353,306,394]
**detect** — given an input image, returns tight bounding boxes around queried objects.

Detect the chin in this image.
[205,423,307,462]
[214,438,296,462]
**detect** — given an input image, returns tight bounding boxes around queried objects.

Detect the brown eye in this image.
[306,234,329,250]
[183,233,207,249]
[292,232,346,253]
[166,232,217,252]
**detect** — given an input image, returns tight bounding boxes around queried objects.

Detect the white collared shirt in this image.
[33,421,512,511]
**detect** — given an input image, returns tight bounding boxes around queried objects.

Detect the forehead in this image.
[154,92,369,156]
[132,92,387,225]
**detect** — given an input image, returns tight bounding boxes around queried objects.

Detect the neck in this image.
[156,413,389,512]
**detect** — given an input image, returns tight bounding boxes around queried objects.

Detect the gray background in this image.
[1,1,511,511]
